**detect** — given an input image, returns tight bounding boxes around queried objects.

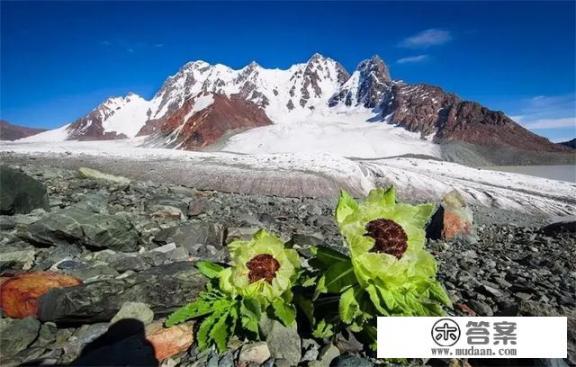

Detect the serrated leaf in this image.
[210,308,231,352]
[312,318,334,339]
[197,309,221,351]
[166,297,213,327]
[240,297,261,334]
[271,298,296,326]
[196,260,225,279]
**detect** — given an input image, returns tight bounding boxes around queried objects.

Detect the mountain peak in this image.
[307,52,331,64]
[244,61,261,70]
[182,60,211,71]
[357,55,390,81]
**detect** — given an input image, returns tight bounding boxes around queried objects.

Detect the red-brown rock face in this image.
[140,93,271,149]
[381,84,570,152]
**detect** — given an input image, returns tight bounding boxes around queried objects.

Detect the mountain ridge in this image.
[0,120,46,141]
[19,53,571,156]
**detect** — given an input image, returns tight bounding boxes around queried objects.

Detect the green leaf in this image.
[366,186,396,208]
[312,318,334,339]
[429,281,452,307]
[339,286,360,324]
[197,308,222,351]
[366,284,389,316]
[323,261,357,293]
[335,190,359,225]
[271,298,296,326]
[196,260,225,279]
[363,325,379,351]
[313,246,350,268]
[240,297,261,334]
[313,275,328,299]
[210,308,232,352]
[165,292,217,327]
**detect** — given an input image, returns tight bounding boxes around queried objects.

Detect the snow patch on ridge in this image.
[101,94,150,138]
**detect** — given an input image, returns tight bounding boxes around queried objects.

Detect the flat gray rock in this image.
[38,261,206,323]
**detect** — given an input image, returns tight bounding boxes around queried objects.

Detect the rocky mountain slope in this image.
[0,120,46,141]
[560,138,576,149]
[21,54,570,157]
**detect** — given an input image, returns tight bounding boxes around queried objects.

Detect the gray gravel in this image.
[0,162,574,367]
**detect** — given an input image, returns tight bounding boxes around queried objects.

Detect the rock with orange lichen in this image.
[0,272,81,319]
[427,190,478,243]
[145,320,195,361]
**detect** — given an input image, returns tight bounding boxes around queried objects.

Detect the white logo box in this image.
[377,317,567,359]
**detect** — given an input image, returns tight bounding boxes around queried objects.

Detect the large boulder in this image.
[0,166,49,215]
[541,216,576,235]
[154,222,226,261]
[427,190,478,243]
[37,262,207,323]
[24,206,140,252]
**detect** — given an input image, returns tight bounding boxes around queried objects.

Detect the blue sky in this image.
[1,1,575,142]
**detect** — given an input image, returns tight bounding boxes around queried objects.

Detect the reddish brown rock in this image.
[139,93,271,149]
[145,320,195,361]
[0,272,81,319]
[455,303,477,316]
[440,191,477,242]
[381,83,571,153]
[427,190,477,243]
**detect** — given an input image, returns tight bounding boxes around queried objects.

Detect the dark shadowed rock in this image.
[24,206,139,251]
[37,262,206,323]
[541,217,576,235]
[0,166,49,215]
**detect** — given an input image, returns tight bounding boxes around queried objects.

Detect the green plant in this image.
[311,187,452,348]
[166,230,300,352]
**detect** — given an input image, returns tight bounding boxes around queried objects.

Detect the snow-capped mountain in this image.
[26,53,570,156]
[24,93,150,142]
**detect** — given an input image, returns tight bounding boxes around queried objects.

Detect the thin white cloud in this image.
[397,54,430,64]
[522,117,576,130]
[399,29,452,49]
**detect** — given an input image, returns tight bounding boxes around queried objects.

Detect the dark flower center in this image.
[365,218,408,259]
[247,254,280,283]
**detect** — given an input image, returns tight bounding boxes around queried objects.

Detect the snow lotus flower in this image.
[219,229,300,304]
[335,186,451,317]
[166,230,300,352]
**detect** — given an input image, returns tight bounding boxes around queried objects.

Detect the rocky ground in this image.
[0,163,574,367]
